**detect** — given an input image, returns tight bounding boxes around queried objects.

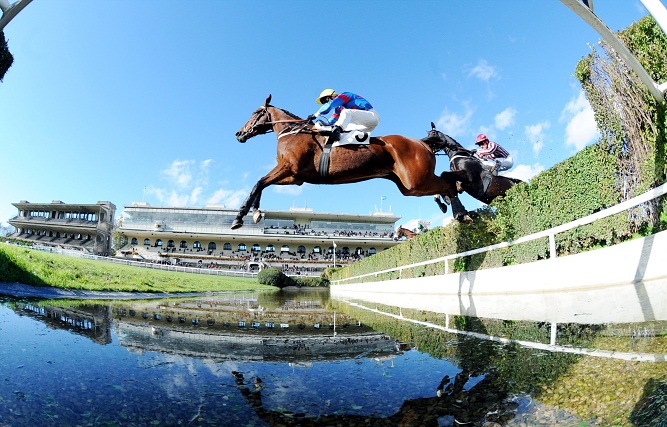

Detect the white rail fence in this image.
[333,181,667,285]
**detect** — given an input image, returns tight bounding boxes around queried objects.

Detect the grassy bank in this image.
[0,243,274,293]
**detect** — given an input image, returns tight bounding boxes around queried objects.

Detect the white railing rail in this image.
[333,181,667,285]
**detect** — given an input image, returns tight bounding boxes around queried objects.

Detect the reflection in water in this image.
[0,288,666,426]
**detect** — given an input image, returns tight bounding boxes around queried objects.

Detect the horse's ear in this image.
[265,94,272,106]
[431,122,436,130]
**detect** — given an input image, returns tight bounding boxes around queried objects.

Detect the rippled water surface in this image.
[0,289,665,426]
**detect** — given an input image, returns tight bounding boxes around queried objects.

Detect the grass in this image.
[0,243,275,293]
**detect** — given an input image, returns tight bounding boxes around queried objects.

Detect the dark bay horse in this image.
[422,123,523,221]
[232,95,466,230]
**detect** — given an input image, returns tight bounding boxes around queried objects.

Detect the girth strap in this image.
[319,139,334,179]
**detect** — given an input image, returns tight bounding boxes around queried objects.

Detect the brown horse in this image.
[231,95,466,230]
[394,226,418,240]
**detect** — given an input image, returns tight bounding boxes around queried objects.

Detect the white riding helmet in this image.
[316,88,337,104]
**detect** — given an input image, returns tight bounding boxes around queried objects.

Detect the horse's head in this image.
[422,122,470,157]
[235,95,275,143]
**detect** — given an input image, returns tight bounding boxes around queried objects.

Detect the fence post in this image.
[549,234,557,259]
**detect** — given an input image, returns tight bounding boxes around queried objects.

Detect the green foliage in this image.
[0,31,13,81]
[291,275,329,287]
[257,267,293,288]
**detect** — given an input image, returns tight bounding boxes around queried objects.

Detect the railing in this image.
[333,181,667,285]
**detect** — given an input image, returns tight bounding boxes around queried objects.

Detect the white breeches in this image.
[335,108,380,132]
[481,156,513,171]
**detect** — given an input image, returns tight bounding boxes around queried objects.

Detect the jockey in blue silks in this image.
[306,89,380,142]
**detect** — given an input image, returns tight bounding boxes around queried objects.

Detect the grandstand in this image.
[115,202,402,275]
[9,200,116,255]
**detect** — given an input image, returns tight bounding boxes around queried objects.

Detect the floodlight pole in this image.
[0,0,32,31]
[560,0,666,103]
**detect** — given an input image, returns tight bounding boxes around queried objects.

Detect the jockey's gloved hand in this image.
[305,114,316,122]
[470,149,477,154]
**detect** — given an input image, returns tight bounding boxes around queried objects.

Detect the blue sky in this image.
[0,1,653,231]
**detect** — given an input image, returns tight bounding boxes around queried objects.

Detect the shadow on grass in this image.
[0,247,49,287]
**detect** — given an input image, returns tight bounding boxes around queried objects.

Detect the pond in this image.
[0,288,665,426]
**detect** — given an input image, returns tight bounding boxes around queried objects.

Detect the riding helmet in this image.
[475,134,489,145]
[317,89,337,104]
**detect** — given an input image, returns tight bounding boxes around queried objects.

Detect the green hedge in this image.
[331,15,667,282]
[0,31,13,81]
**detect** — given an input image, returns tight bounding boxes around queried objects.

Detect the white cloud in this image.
[207,188,248,208]
[273,185,304,196]
[561,91,600,151]
[436,103,474,138]
[469,59,497,81]
[524,121,551,156]
[506,163,545,182]
[162,159,194,188]
[495,108,517,130]
[167,190,189,207]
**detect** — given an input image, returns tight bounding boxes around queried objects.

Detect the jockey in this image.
[307,89,380,142]
[473,134,513,175]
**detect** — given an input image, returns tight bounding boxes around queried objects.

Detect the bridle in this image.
[240,105,310,137]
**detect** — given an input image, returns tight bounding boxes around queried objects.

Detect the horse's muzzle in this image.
[235,131,247,143]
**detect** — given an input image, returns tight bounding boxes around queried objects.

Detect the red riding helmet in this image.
[475,134,489,145]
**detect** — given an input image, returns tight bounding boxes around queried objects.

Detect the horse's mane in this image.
[268,104,302,120]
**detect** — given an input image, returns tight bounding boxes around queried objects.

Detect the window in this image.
[238,243,247,251]
[281,245,290,253]
[327,246,335,254]
[193,241,202,249]
[180,241,188,248]
[313,246,321,253]
[265,244,275,252]
[355,247,364,255]
[167,240,175,248]
[144,238,151,246]
[368,247,377,254]
[297,245,306,254]
[208,242,216,250]
[251,244,261,252]
[223,242,232,251]
[156,239,163,247]
[342,246,350,255]
[131,238,138,245]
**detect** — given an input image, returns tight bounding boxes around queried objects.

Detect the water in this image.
[0,288,665,426]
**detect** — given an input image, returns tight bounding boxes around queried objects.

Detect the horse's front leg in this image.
[232,183,262,230]
[446,195,474,223]
[231,163,299,230]
[434,195,448,214]
[250,192,263,224]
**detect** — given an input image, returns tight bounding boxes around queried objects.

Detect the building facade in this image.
[116,202,402,274]
[9,200,116,255]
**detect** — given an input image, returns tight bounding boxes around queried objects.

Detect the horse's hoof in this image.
[252,210,263,224]
[231,219,243,230]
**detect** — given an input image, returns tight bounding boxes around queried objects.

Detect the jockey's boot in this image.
[328,126,342,143]
[490,161,500,175]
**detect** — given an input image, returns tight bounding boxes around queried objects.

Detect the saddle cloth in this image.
[332,130,371,147]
